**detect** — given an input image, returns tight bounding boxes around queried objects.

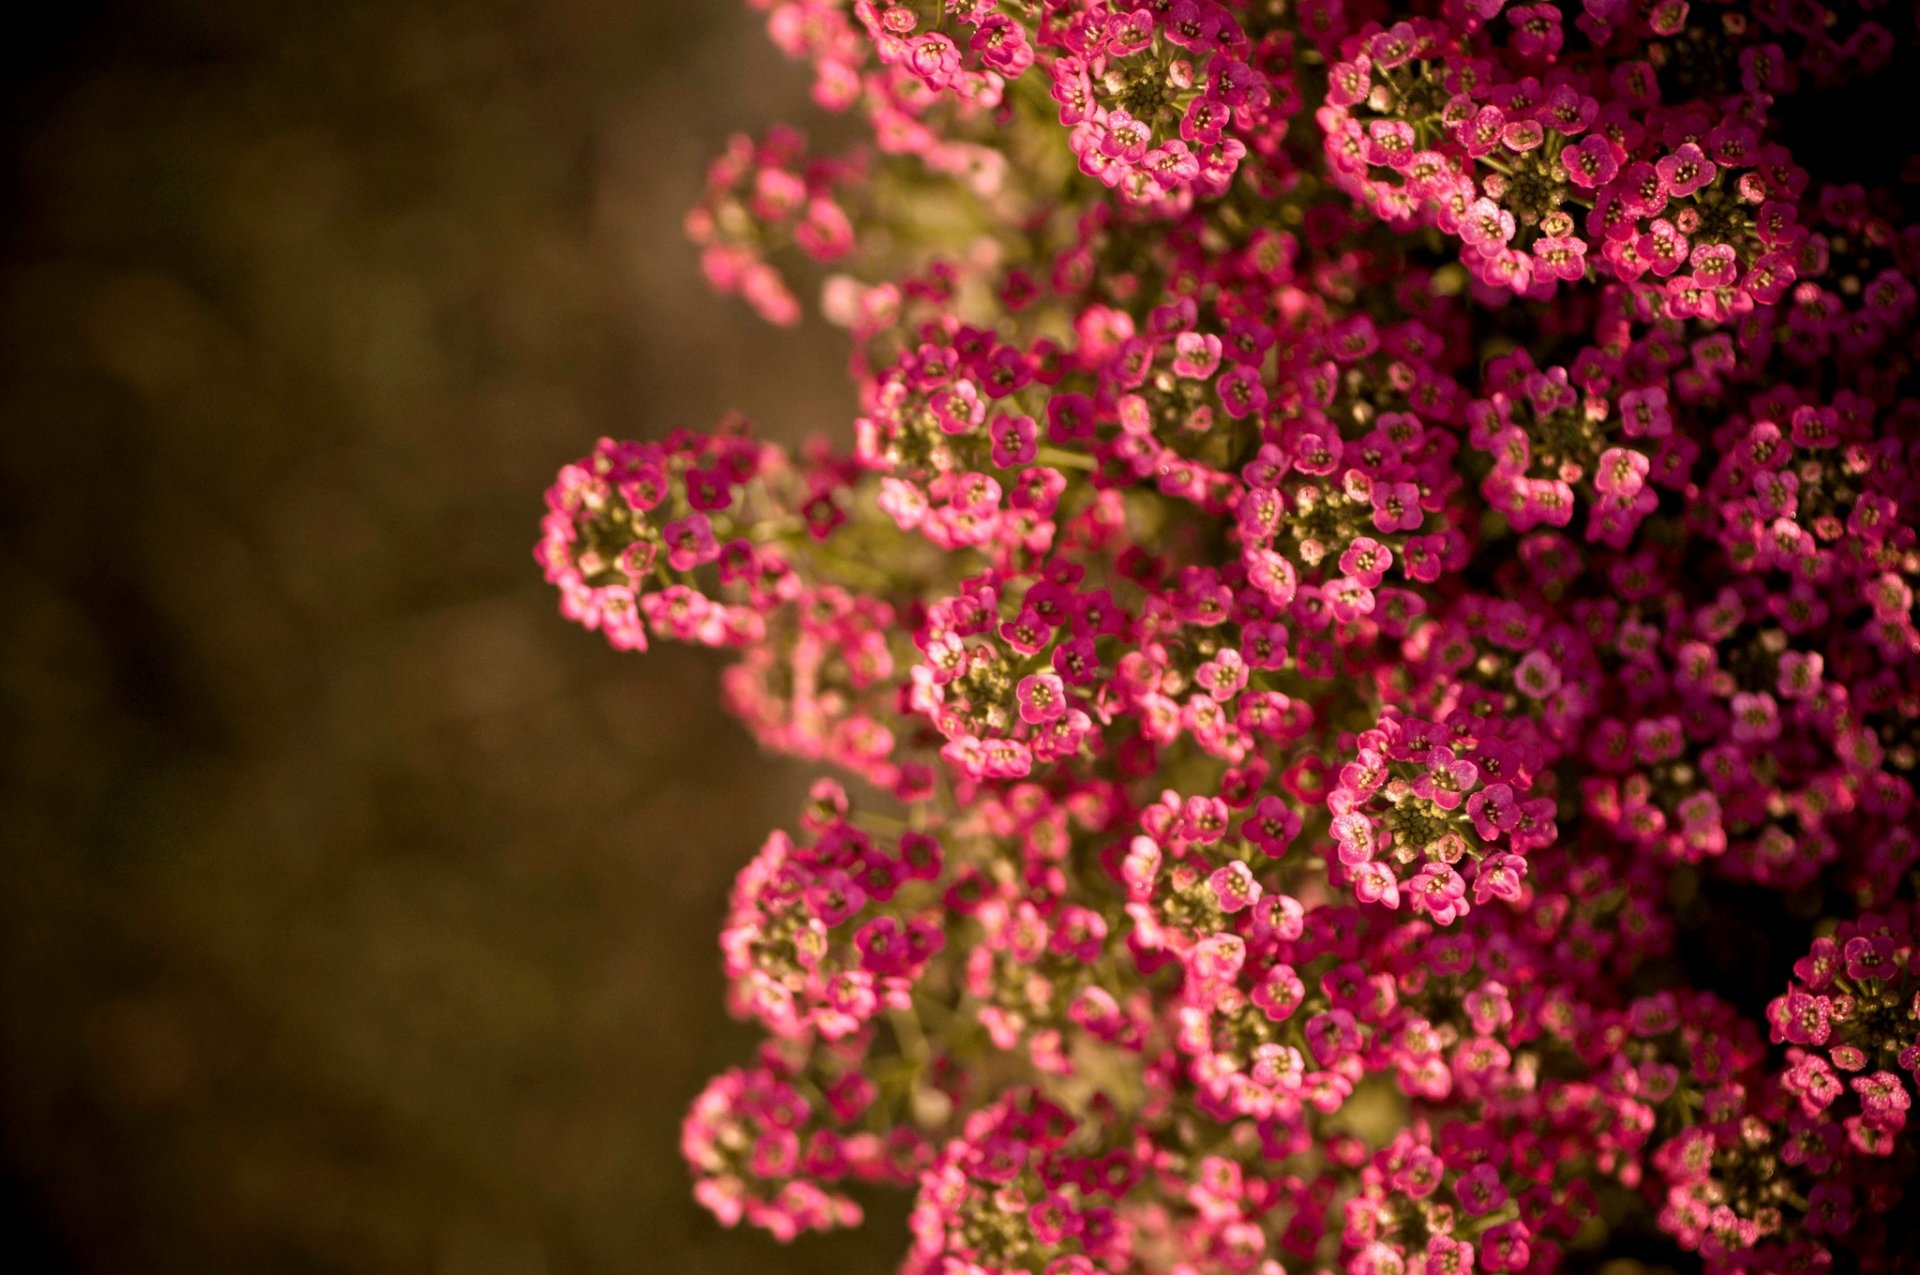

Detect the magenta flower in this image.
[1729,691,1781,743]
[1194,648,1248,701]
[1170,331,1223,380]
[1409,863,1469,925]
[1351,860,1400,908]
[1338,535,1393,587]
[1208,861,1261,913]
[1099,110,1152,166]
[1251,962,1305,1022]
[1015,672,1067,724]
[544,7,1920,1268]
[1594,445,1650,497]
[1656,141,1717,198]
[1242,795,1301,858]
[930,378,985,436]
[903,32,961,90]
[1414,745,1480,811]
[1462,198,1516,253]
[662,514,719,571]
[1531,234,1588,281]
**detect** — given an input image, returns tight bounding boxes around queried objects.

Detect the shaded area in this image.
[0,1,901,1271]
[1772,36,1920,218]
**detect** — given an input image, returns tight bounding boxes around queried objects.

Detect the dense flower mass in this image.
[541,1,1920,1270]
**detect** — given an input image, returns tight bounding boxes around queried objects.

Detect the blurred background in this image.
[0,2,895,1271]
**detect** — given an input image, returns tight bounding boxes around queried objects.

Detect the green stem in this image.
[1037,446,1097,471]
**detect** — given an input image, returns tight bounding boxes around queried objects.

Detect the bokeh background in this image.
[0,2,896,1271]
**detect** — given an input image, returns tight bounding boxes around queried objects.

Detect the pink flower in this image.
[1729,691,1780,742]
[1508,3,1563,60]
[1512,649,1561,698]
[1339,536,1393,587]
[1240,620,1289,670]
[931,379,986,435]
[1532,234,1588,282]
[1456,1162,1509,1217]
[1480,1221,1531,1272]
[1243,795,1302,857]
[1351,861,1400,908]
[1656,142,1717,198]
[1594,446,1649,496]
[1852,1071,1911,1129]
[1195,648,1248,701]
[1409,863,1469,925]
[904,33,961,89]
[1209,861,1262,913]
[1413,746,1480,810]
[1466,783,1519,839]
[1216,364,1267,418]
[1617,159,1667,216]
[1305,1009,1362,1065]
[663,514,720,571]
[969,16,1033,76]
[1099,110,1152,165]
[1619,385,1672,438]
[1016,672,1067,724]
[1462,198,1516,253]
[1472,853,1529,905]
[1171,331,1223,380]
[1371,480,1424,533]
[1252,963,1306,1021]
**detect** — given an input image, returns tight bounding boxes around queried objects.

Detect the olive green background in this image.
[0,2,899,1270]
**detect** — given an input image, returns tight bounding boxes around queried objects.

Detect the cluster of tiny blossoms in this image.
[541,1,1920,1270]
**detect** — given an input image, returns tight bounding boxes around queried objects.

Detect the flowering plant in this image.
[540,1,1920,1270]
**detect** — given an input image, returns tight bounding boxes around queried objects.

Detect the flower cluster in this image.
[544,1,1920,1270]
[687,125,862,325]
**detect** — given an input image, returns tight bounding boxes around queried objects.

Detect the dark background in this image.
[0,2,896,1271]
